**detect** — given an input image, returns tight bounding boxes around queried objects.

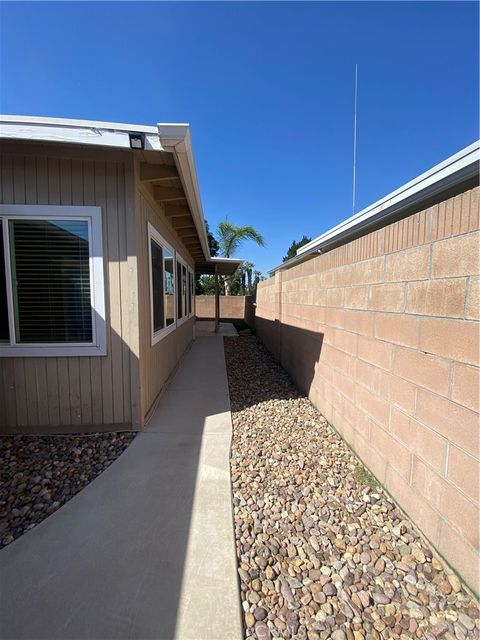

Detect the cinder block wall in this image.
[256,186,480,591]
[195,295,246,319]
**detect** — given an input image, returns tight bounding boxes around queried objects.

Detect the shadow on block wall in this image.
[255,317,324,398]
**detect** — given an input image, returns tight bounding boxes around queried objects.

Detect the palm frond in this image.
[216,219,266,257]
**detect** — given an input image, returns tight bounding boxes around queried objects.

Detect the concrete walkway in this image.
[0,336,242,640]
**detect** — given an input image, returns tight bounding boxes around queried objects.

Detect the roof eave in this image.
[157,124,212,262]
[0,115,232,269]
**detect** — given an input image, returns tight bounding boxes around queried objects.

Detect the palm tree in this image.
[216,221,265,294]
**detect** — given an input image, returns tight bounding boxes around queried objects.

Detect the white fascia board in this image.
[298,140,480,257]
[0,115,162,151]
[210,257,243,263]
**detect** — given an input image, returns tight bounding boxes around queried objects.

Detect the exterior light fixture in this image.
[129,133,145,150]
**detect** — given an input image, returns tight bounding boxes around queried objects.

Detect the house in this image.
[0,115,241,433]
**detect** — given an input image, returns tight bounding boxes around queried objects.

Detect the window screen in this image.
[0,221,9,341]
[151,239,164,332]
[10,219,92,343]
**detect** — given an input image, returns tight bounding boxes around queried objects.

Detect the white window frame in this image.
[175,252,189,327]
[0,204,106,357]
[188,266,195,319]
[148,222,176,345]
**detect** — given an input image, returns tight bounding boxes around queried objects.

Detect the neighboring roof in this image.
[0,115,242,275]
[269,140,480,274]
[195,257,243,276]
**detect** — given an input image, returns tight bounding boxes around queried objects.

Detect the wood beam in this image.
[171,218,196,230]
[164,205,191,218]
[153,186,186,202]
[139,163,179,182]
[177,229,198,242]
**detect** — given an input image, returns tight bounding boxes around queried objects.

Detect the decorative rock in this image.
[323,583,337,597]
[458,613,474,631]
[358,591,371,608]
[224,339,479,640]
[244,612,255,628]
[286,611,299,634]
[254,607,267,621]
[254,620,271,639]
[372,590,390,605]
[412,545,426,564]
[447,573,462,593]
[0,433,134,548]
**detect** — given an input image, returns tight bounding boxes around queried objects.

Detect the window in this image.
[176,253,189,326]
[148,223,176,344]
[0,205,106,357]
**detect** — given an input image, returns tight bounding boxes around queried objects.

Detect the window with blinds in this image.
[10,219,92,343]
[0,205,106,357]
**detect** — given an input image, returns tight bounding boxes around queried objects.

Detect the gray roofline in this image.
[0,115,243,274]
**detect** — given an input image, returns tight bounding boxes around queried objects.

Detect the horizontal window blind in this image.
[10,219,92,343]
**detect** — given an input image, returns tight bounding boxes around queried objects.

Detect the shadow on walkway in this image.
[0,336,242,640]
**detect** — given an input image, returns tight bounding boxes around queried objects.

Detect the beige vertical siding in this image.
[256,186,480,592]
[0,143,140,433]
[135,178,196,423]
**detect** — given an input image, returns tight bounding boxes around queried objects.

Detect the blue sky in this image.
[1,2,478,274]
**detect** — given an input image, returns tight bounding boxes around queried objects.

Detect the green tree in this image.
[283,235,311,262]
[217,220,265,295]
[228,261,258,296]
[196,220,220,294]
[206,220,219,257]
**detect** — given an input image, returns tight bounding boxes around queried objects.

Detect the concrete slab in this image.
[0,337,242,640]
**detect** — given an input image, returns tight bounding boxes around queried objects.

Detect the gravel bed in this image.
[0,431,135,547]
[224,337,479,640]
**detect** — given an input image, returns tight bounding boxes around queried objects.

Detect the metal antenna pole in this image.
[352,64,358,215]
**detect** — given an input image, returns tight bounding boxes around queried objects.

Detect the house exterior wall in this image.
[134,177,196,425]
[195,295,246,319]
[0,142,140,433]
[255,186,480,591]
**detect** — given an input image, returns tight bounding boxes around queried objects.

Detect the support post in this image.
[214,270,220,334]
